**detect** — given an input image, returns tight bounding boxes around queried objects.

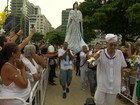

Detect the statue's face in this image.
[74,3,78,9]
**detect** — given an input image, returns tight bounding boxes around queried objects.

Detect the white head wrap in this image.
[105,33,118,43]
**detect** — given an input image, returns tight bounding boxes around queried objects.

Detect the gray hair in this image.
[24,44,36,57]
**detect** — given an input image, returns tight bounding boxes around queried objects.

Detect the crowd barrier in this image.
[0,67,48,105]
[0,97,29,105]
[119,75,140,105]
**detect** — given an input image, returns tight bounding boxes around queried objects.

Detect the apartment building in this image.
[61,8,72,32]
[4,0,51,36]
[29,6,51,35]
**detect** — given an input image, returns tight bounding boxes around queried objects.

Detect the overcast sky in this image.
[0,0,84,28]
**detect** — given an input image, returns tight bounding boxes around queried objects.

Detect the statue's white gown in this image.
[65,9,87,54]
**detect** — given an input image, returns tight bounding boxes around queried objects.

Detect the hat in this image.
[105,33,118,43]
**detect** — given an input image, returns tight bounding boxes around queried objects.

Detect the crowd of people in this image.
[0,1,140,105]
[0,27,59,104]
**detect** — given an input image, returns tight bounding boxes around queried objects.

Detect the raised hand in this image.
[17,29,23,36]
[8,28,15,37]
[30,27,36,35]
[15,59,25,70]
[126,42,131,48]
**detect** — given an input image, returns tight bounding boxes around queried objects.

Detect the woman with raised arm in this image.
[0,28,36,50]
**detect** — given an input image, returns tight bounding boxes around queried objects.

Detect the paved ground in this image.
[44,70,133,105]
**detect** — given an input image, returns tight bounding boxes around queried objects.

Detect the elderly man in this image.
[93,34,127,105]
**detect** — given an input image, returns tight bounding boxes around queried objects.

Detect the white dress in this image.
[65,9,87,54]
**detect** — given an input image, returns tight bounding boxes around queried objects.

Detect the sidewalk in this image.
[44,70,133,105]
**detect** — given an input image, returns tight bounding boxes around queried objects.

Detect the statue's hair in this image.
[73,1,79,10]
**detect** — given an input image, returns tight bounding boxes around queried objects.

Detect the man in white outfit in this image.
[80,45,89,90]
[93,34,127,105]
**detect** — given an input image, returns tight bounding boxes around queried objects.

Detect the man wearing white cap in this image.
[93,33,127,105]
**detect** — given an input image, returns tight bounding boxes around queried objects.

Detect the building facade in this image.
[29,6,51,35]
[61,8,71,32]
[9,0,34,36]
[4,0,51,36]
[29,14,51,35]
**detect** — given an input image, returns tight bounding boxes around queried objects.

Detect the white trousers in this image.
[80,68,88,84]
[94,90,117,105]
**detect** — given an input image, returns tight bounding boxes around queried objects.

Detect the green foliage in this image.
[126,3,140,24]
[32,32,44,42]
[79,0,103,43]
[45,31,65,46]
[92,12,107,28]
[79,0,140,44]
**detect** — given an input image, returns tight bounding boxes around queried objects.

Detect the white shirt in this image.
[88,50,93,56]
[22,56,38,75]
[96,49,127,94]
[80,51,88,70]
[58,48,73,70]
[21,56,39,85]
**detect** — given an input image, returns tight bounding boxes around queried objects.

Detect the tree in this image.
[126,3,140,41]
[45,31,65,46]
[32,32,44,43]
[79,0,140,44]
[79,0,103,43]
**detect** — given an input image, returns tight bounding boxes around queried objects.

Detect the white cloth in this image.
[80,51,88,85]
[21,56,39,88]
[88,50,93,56]
[48,45,55,52]
[80,51,88,70]
[95,49,127,94]
[105,33,118,43]
[0,80,31,105]
[58,48,73,70]
[22,56,38,75]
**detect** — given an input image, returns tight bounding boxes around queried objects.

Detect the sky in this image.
[0,0,84,28]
